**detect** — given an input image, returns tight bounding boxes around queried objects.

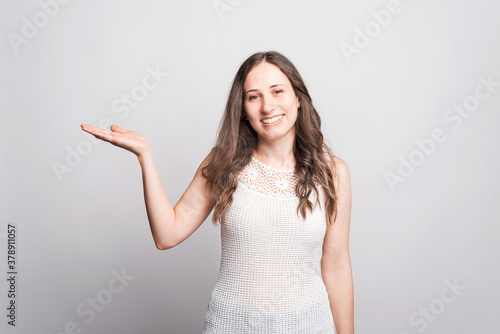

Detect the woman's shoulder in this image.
[323,153,349,183]
[322,151,347,168]
[331,155,348,169]
[330,157,350,193]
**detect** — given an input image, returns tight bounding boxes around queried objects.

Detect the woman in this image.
[81,50,354,333]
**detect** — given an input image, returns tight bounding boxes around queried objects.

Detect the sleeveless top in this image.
[202,155,337,333]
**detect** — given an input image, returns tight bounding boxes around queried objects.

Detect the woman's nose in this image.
[261,95,275,113]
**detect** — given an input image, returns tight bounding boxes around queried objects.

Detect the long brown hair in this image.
[201,51,339,226]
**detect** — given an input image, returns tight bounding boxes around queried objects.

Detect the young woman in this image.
[81,51,354,333]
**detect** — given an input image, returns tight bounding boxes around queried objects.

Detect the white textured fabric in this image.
[202,156,337,334]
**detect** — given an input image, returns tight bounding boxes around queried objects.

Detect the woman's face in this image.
[243,61,300,143]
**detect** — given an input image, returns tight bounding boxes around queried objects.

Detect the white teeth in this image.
[262,115,284,124]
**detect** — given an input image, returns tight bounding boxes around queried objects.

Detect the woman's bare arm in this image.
[321,157,354,334]
[138,148,214,249]
[81,124,214,250]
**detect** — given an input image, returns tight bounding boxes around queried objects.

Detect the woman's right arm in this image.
[137,148,215,250]
[81,124,215,250]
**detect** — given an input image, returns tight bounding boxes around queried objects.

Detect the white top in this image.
[202,156,337,333]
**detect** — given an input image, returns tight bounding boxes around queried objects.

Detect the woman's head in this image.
[243,61,300,143]
[203,50,338,226]
[225,51,318,148]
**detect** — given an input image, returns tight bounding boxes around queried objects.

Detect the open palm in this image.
[80,124,150,157]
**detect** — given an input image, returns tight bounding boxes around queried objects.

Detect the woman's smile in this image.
[243,62,299,140]
[261,114,285,125]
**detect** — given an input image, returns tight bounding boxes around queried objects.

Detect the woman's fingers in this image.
[81,124,116,143]
[110,124,127,133]
[80,123,150,157]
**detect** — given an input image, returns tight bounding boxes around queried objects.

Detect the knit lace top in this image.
[202,155,337,333]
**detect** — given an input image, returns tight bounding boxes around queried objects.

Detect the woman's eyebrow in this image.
[244,84,285,95]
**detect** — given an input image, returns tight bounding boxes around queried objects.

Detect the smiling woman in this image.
[199,51,353,333]
[80,50,353,334]
[243,62,300,140]
[203,51,341,227]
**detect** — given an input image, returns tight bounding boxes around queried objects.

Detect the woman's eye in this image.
[273,89,283,95]
[248,95,258,101]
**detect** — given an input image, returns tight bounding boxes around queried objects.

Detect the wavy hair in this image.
[201,51,339,226]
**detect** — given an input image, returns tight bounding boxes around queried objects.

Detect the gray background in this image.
[1,0,499,333]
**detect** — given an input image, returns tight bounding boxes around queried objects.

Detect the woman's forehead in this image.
[244,62,291,89]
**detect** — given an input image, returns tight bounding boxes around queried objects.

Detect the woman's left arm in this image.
[321,157,354,334]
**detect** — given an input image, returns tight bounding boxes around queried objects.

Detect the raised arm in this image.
[80,124,215,250]
[138,148,215,250]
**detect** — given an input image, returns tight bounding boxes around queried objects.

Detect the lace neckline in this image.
[238,156,298,198]
[251,156,295,173]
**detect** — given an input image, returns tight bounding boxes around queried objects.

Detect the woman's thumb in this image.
[110,124,127,133]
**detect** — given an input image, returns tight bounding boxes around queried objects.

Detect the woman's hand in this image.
[80,124,151,158]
